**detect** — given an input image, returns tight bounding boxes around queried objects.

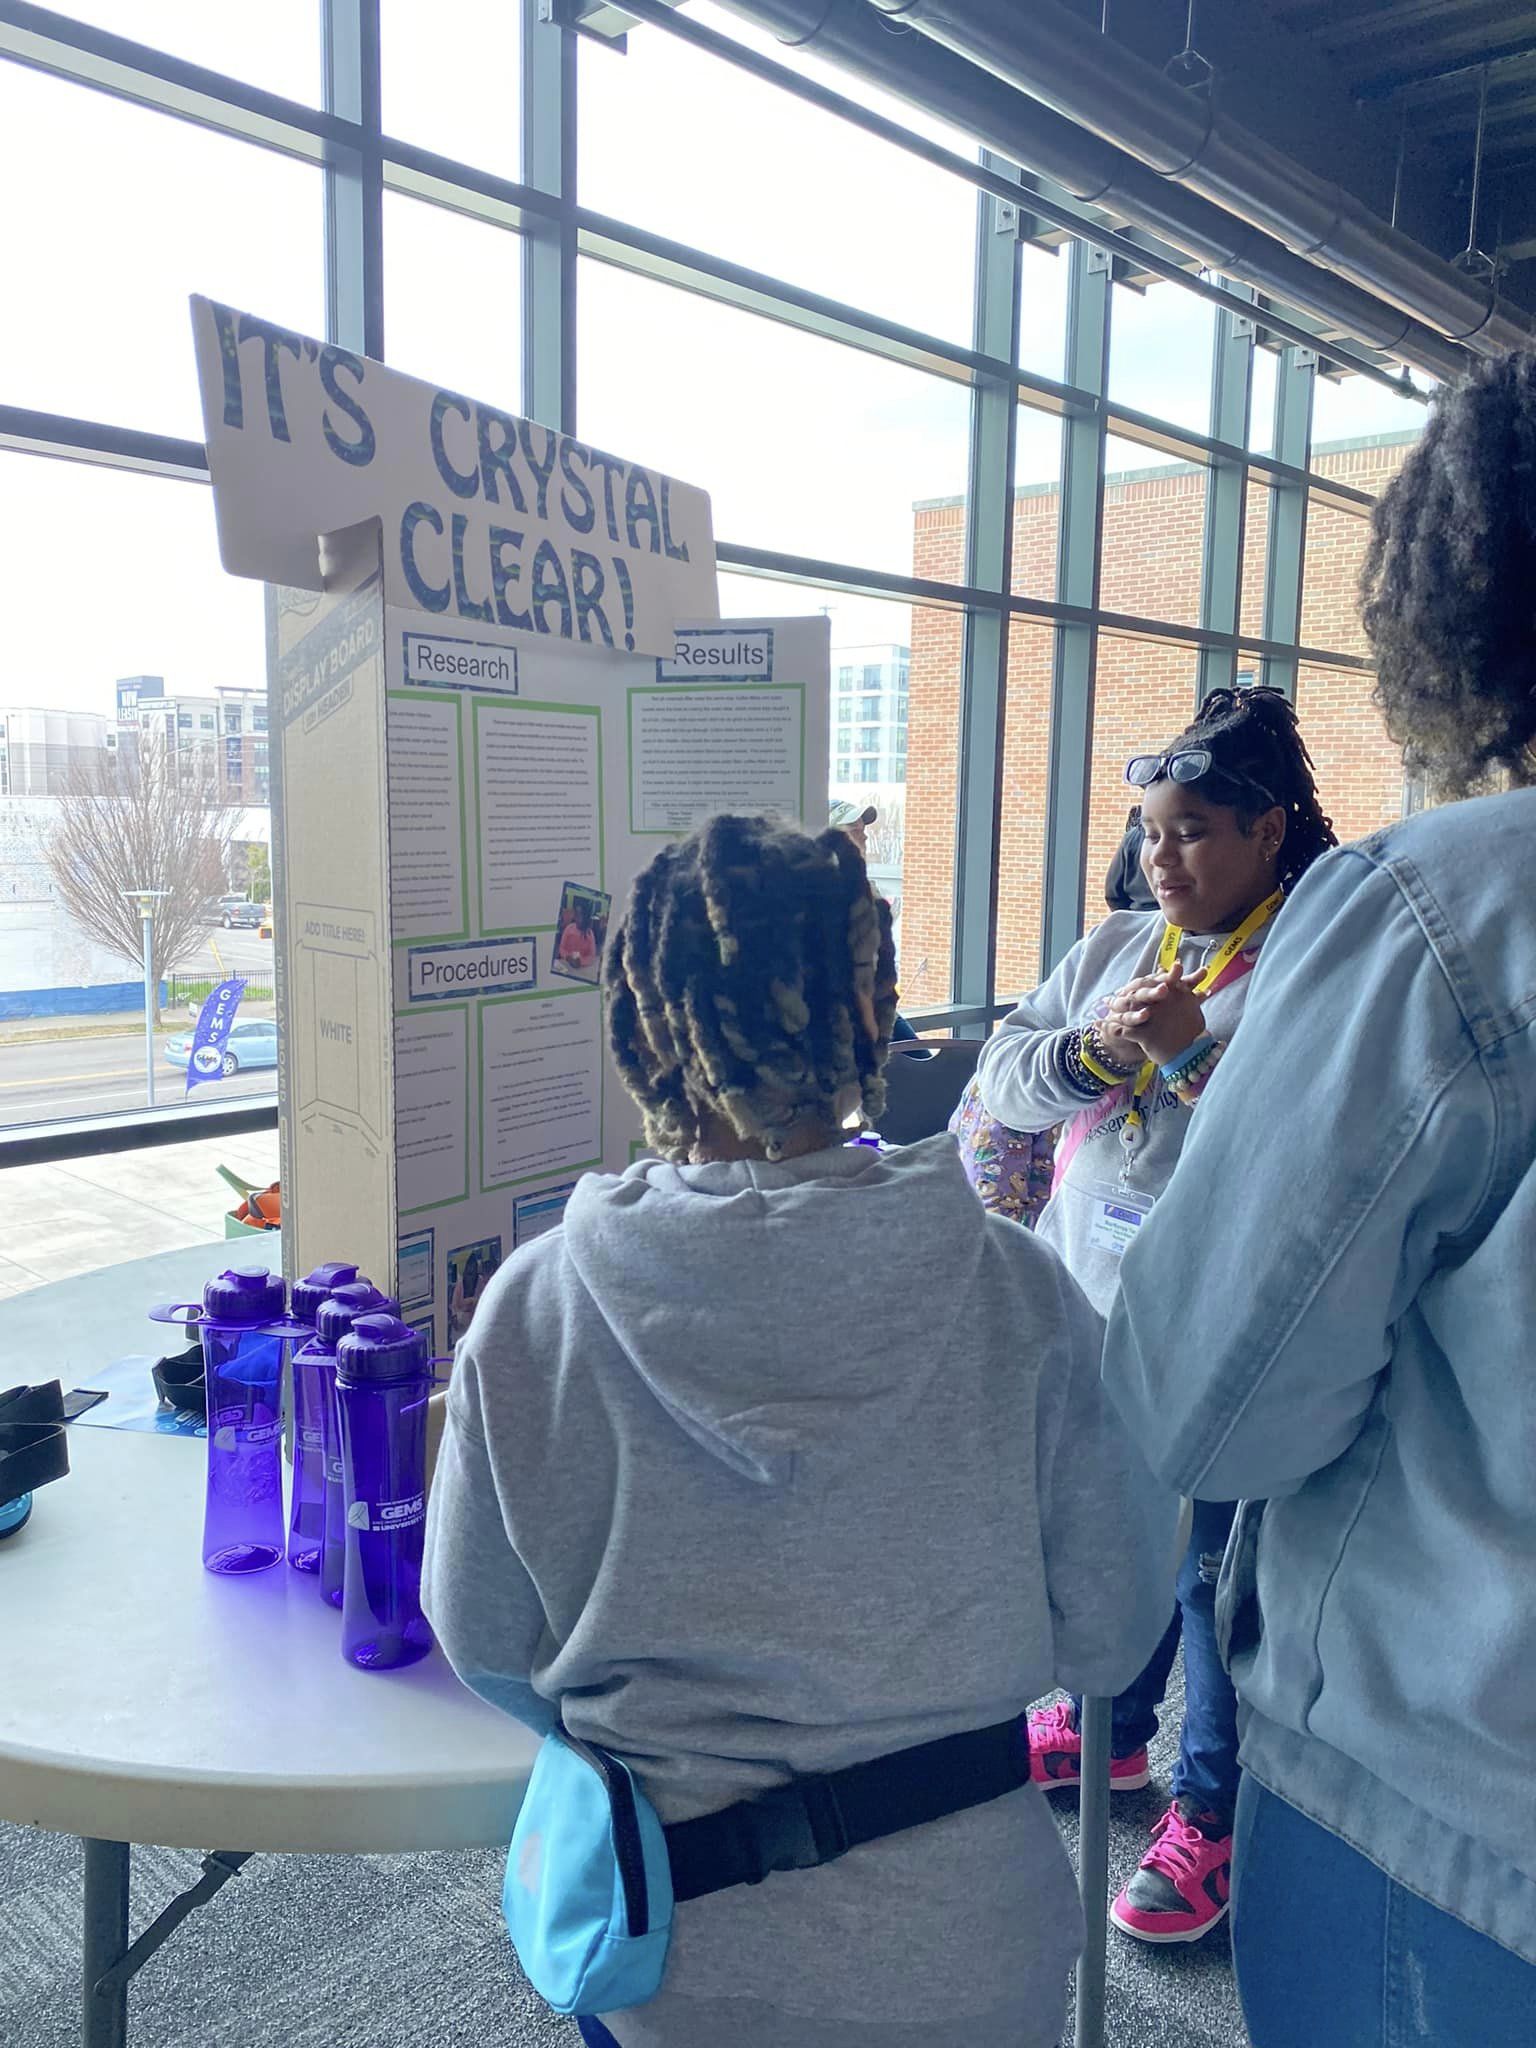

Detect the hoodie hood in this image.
[560,1136,989,1484]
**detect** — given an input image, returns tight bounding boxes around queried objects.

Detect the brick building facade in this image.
[900,430,1418,1006]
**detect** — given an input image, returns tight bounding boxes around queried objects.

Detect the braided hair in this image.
[604,814,899,1163]
[1159,685,1337,892]
[1361,351,1536,795]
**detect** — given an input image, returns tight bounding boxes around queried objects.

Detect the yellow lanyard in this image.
[1121,887,1283,1145]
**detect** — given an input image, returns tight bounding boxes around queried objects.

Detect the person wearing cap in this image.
[828,799,878,857]
[829,801,916,1039]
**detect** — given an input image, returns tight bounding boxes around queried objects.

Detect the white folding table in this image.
[0,1238,539,2048]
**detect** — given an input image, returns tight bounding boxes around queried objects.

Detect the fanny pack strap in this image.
[664,1716,1028,1905]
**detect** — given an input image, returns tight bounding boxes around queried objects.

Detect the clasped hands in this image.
[1095,964,1208,1069]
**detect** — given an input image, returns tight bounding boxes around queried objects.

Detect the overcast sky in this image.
[0,0,1429,719]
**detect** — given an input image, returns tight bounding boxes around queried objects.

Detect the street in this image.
[190,925,275,982]
[1,925,279,1128]
[0,1033,276,1126]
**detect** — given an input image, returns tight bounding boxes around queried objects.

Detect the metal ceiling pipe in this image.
[865,0,1534,358]
[712,0,1476,381]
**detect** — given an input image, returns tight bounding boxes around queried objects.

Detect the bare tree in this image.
[46,749,236,1023]
[865,799,905,871]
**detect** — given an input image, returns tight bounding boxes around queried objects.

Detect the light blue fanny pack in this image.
[504,1714,1033,2019]
[504,1730,674,2016]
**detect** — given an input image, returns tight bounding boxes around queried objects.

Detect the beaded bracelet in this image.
[1082,1021,1140,1084]
[1162,1034,1224,1107]
[1058,1028,1109,1100]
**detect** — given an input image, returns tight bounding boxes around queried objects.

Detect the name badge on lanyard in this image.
[1088,1189,1154,1258]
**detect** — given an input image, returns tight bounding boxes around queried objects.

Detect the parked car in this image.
[163,1017,280,1079]
[211,896,264,929]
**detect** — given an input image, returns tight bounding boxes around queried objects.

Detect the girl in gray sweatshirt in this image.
[423,813,1175,2048]
[976,687,1337,1948]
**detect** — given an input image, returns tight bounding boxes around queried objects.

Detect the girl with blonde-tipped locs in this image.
[423,813,1175,2048]
[604,813,896,1163]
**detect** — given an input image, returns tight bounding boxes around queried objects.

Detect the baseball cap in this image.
[829,800,878,830]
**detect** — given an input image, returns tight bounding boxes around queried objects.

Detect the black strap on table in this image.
[0,1381,70,1501]
[152,1345,208,1417]
[664,1716,1029,1905]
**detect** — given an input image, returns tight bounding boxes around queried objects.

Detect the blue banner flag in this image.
[185,977,248,1092]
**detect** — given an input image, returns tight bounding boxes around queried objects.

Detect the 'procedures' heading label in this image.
[407,937,537,1002]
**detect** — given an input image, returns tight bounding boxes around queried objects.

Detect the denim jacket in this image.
[1102,789,1536,1963]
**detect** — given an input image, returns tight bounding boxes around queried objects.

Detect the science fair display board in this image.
[192,299,829,1351]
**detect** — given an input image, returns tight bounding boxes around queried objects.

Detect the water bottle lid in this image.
[202,1266,285,1325]
[291,1261,361,1324]
[336,1313,428,1383]
[316,1285,399,1348]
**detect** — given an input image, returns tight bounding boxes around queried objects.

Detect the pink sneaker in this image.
[1110,1796,1233,1943]
[1025,1701,1151,1792]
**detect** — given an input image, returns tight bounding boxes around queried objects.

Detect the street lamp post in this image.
[119,889,169,1108]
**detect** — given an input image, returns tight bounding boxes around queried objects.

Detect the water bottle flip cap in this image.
[291,1261,362,1325]
[315,1285,400,1350]
[336,1314,428,1384]
[201,1266,286,1326]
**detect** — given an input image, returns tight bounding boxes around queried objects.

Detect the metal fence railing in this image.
[165,973,276,1011]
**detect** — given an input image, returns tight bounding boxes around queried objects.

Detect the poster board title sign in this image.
[191,297,717,658]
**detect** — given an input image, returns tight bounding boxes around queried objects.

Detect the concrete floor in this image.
[0,1129,281,1298]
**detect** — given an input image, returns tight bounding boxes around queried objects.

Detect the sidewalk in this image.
[0,1129,281,1298]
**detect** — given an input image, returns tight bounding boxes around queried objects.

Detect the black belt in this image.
[664,1716,1031,1905]
[0,1381,71,1505]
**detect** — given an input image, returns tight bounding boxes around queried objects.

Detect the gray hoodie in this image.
[423,1134,1175,2046]
[977,910,1273,1314]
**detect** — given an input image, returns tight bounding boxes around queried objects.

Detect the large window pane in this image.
[1303,402,1424,657]
[993,621,1057,995]
[1248,344,1278,454]
[1296,663,1407,845]
[1011,406,1064,601]
[907,405,1061,607]
[1311,368,1432,446]
[1084,638,1201,934]
[383,192,521,407]
[61,1,320,102]
[0,454,273,1131]
[580,264,970,573]
[1239,479,1274,637]
[380,0,520,174]
[1300,495,1376,660]
[718,573,957,1011]
[0,67,323,438]
[578,6,977,345]
[1019,241,1069,384]
[1108,277,1215,436]
[1098,439,1207,627]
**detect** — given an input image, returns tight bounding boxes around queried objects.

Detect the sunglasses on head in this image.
[1126,747,1277,809]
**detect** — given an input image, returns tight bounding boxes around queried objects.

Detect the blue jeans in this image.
[1074,1496,1239,1821]
[1233,1777,1536,2048]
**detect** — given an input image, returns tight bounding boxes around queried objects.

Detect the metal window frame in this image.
[0,0,1401,1161]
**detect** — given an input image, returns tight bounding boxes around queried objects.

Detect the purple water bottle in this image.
[335,1314,434,1671]
[286,1262,360,1572]
[201,1267,288,1575]
[316,1283,398,1609]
